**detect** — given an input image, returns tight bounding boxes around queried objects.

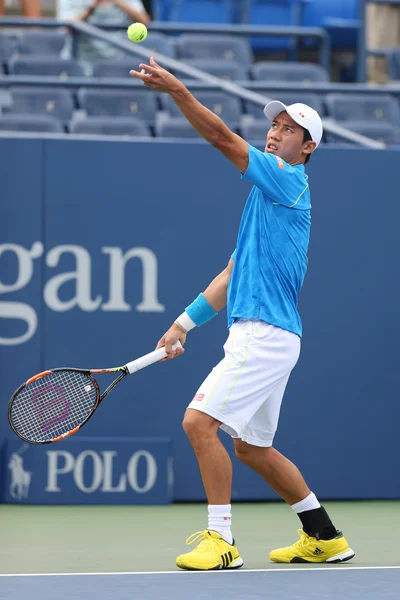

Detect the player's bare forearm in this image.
[170,87,230,146]
[170,89,248,171]
[130,59,248,172]
[203,259,234,312]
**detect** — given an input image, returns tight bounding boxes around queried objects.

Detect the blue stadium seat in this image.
[8,57,84,78]
[325,94,400,123]
[139,32,176,58]
[0,114,63,132]
[9,87,74,123]
[153,0,234,23]
[183,59,248,81]
[247,0,303,52]
[118,31,176,59]
[244,92,325,118]
[388,49,400,81]
[77,88,158,123]
[303,0,358,50]
[18,31,66,55]
[160,91,242,126]
[176,35,253,67]
[92,60,135,79]
[251,61,329,82]
[325,121,400,146]
[241,120,268,141]
[156,118,202,138]
[69,116,151,137]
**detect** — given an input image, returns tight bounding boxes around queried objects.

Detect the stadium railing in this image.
[0,17,388,149]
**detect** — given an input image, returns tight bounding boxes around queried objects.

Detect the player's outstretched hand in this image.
[130,57,184,95]
[156,323,186,361]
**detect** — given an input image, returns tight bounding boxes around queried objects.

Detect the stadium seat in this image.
[247,0,303,52]
[176,35,253,67]
[160,91,242,126]
[302,0,358,50]
[0,114,64,132]
[325,94,400,123]
[156,118,202,138]
[251,61,329,82]
[388,49,400,81]
[244,92,324,118]
[18,31,66,56]
[8,57,85,78]
[92,60,136,79]
[119,31,176,59]
[77,88,158,123]
[325,121,400,146]
[241,120,268,141]
[183,59,248,81]
[69,116,151,137]
[9,87,74,123]
[153,0,234,23]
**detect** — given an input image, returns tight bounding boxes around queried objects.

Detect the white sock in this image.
[208,504,233,545]
[291,492,321,513]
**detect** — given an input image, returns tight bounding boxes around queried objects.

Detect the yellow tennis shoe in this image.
[270,529,355,564]
[176,530,244,571]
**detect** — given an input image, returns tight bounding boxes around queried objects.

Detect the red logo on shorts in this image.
[194,393,204,402]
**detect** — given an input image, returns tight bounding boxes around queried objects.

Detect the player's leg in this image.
[176,408,243,570]
[234,380,355,563]
[182,409,232,505]
[176,323,254,571]
[176,319,299,570]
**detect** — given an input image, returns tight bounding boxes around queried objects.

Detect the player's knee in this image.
[234,440,271,465]
[182,409,218,444]
[234,441,253,464]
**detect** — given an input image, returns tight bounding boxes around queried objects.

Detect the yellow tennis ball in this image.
[127,23,148,43]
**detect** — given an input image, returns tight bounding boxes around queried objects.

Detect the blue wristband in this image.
[185,293,218,327]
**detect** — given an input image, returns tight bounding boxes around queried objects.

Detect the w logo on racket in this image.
[8,445,32,500]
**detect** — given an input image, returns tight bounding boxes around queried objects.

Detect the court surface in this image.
[1,501,399,599]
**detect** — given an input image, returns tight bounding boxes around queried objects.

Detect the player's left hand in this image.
[130,57,184,94]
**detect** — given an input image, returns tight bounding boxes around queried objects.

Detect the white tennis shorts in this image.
[187,319,300,447]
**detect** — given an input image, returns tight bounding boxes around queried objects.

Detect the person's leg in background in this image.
[367,3,400,83]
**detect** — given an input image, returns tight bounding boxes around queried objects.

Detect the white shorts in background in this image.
[187,319,300,447]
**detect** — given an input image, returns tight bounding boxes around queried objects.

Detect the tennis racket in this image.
[8,342,182,445]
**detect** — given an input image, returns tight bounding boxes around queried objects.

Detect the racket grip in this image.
[125,341,182,374]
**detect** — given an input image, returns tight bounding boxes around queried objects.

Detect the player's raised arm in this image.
[156,258,235,359]
[130,58,249,173]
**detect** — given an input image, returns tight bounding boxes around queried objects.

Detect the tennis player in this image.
[131,58,355,570]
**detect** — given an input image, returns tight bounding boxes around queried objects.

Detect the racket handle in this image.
[125,341,182,374]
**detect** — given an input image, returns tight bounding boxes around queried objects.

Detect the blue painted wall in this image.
[1,137,399,502]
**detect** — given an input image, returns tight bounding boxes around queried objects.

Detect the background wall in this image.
[1,136,399,502]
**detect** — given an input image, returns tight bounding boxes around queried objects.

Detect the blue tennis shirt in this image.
[227,144,311,337]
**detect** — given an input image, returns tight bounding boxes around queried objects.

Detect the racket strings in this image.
[10,371,98,443]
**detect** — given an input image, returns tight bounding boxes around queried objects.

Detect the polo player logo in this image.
[8,445,32,500]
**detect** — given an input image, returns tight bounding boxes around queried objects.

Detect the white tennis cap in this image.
[264,101,323,148]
